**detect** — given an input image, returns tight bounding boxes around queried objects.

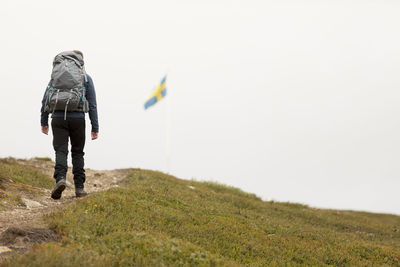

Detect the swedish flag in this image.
[144,76,167,109]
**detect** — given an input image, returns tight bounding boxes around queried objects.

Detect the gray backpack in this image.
[44,51,89,118]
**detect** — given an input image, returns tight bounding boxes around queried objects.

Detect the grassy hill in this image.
[0,158,53,210]
[1,163,400,266]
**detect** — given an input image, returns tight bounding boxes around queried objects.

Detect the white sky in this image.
[1,0,399,215]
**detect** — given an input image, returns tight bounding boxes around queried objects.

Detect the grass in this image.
[3,169,400,266]
[0,158,53,189]
[0,158,53,210]
[33,157,52,162]
[0,189,24,209]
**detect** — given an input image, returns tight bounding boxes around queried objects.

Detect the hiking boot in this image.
[75,188,88,198]
[51,179,66,200]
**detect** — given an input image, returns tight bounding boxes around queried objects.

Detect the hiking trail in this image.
[0,158,131,262]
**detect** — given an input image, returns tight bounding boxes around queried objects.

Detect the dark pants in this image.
[51,118,86,188]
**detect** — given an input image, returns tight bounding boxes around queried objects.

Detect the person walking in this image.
[40,50,99,199]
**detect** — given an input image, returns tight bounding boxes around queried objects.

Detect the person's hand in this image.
[41,126,49,135]
[91,132,98,140]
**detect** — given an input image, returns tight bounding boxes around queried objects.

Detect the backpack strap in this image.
[64,89,73,120]
[46,86,55,108]
[53,89,60,113]
[77,87,86,104]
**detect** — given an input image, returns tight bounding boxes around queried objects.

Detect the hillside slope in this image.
[1,159,400,266]
[0,158,130,261]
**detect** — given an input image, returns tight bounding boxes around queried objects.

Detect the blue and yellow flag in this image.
[144,76,167,109]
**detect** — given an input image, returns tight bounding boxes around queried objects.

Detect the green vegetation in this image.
[0,158,53,189]
[4,169,400,266]
[33,157,52,162]
[0,158,53,210]
[0,190,24,210]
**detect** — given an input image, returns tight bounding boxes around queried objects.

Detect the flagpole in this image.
[165,75,172,173]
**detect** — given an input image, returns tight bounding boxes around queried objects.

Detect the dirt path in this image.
[0,159,131,262]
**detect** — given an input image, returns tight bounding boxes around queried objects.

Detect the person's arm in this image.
[40,84,50,135]
[85,74,99,139]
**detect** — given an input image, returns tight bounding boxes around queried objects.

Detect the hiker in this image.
[40,50,99,199]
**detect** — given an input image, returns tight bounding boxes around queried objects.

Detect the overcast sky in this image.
[1,0,399,215]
